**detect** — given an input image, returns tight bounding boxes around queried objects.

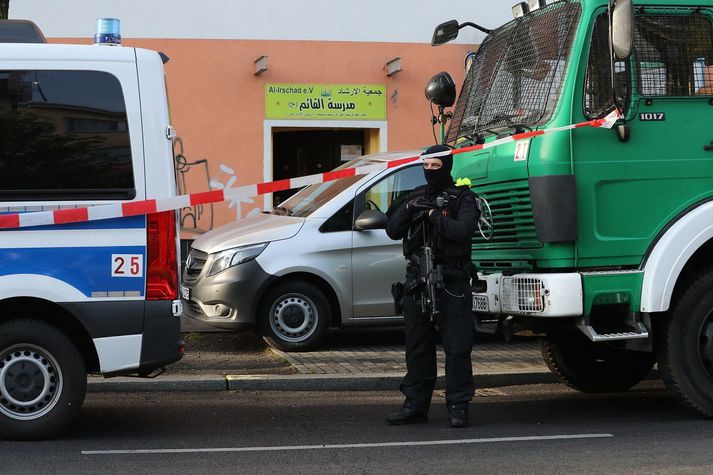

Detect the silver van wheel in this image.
[269,293,318,343]
[0,319,86,440]
[260,281,331,352]
[0,344,63,421]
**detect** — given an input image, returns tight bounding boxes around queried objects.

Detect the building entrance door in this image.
[272,129,365,205]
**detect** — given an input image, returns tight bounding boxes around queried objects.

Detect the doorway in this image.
[272,129,366,205]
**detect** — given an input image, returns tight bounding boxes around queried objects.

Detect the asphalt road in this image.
[4,382,713,474]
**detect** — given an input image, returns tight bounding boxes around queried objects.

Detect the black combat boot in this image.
[448,403,469,428]
[386,400,429,425]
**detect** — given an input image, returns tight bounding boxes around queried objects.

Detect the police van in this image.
[0,20,183,440]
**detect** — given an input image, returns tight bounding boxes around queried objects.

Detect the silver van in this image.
[182,151,426,351]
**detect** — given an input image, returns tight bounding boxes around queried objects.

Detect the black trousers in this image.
[400,273,475,408]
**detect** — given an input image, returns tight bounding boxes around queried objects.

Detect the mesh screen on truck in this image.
[634,12,713,97]
[585,8,713,119]
[446,0,581,144]
[584,14,631,118]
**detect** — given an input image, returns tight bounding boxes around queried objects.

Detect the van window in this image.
[0,70,135,200]
[278,175,363,217]
[364,165,425,214]
[319,200,354,233]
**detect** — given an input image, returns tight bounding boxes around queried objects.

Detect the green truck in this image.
[430,0,713,416]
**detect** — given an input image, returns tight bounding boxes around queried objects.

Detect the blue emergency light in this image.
[94,18,121,46]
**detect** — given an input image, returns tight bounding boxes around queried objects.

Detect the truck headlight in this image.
[207,243,268,276]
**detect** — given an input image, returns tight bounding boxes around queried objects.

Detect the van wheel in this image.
[542,330,654,393]
[0,319,87,440]
[259,282,330,352]
[656,269,713,417]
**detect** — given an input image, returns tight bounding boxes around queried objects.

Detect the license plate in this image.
[472,294,489,313]
[180,285,190,300]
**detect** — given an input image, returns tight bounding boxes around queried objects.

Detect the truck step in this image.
[576,322,649,342]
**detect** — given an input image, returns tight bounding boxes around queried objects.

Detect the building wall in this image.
[9,0,513,234]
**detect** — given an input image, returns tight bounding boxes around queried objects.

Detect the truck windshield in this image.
[275,156,380,217]
[446,0,581,143]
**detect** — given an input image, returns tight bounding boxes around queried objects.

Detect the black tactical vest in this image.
[432,186,472,264]
[404,185,472,265]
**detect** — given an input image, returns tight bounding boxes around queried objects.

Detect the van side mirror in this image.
[354,210,388,231]
[611,0,634,59]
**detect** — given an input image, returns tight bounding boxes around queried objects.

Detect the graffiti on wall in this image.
[174,138,261,235]
[174,138,214,234]
[208,164,262,222]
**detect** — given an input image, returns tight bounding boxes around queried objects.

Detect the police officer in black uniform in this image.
[385,144,479,428]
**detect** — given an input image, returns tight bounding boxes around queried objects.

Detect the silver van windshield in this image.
[276,156,382,217]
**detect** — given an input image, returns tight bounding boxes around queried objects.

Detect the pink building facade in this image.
[11,0,505,236]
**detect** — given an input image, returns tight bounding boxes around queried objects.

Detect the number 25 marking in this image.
[112,254,143,277]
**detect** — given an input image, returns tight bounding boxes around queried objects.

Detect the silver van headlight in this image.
[208,243,268,276]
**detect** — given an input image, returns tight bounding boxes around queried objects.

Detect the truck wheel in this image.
[656,269,713,417]
[0,319,86,440]
[542,331,654,393]
[259,281,330,352]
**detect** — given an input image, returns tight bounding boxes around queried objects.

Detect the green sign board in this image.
[265,83,386,120]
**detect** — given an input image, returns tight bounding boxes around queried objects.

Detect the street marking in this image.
[81,433,613,455]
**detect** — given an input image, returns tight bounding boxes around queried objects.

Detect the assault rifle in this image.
[417,193,447,322]
[419,230,444,322]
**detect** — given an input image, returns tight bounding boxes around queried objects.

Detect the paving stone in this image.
[273,339,548,376]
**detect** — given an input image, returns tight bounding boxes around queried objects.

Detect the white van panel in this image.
[93,334,142,373]
[0,274,87,302]
[0,228,144,248]
[136,48,177,200]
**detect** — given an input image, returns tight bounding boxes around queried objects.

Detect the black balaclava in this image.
[422,144,454,197]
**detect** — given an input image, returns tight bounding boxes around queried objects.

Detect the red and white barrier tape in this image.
[0,111,620,230]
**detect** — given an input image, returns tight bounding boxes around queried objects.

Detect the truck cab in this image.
[434,0,713,416]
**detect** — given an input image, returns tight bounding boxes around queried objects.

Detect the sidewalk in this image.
[88,328,557,392]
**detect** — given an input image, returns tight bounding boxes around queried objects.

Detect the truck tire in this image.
[259,281,330,352]
[656,269,713,417]
[0,319,87,440]
[542,331,655,393]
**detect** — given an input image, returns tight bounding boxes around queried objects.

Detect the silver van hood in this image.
[191,212,305,253]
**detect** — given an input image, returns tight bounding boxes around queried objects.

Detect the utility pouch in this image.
[391,282,404,314]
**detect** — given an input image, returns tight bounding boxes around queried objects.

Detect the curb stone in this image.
[225,371,559,391]
[87,374,227,392]
[86,370,559,393]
